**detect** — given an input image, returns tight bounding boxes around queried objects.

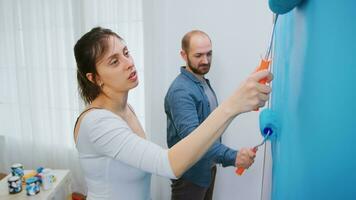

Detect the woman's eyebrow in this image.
[107,53,120,60]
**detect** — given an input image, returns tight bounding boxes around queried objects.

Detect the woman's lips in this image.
[128,71,137,81]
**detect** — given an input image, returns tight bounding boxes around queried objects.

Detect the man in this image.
[165,30,256,200]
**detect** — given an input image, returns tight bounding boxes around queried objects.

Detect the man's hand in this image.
[235,148,256,169]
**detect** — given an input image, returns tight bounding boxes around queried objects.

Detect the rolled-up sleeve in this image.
[206,141,237,167]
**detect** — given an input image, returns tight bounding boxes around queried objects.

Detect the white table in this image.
[0,169,71,200]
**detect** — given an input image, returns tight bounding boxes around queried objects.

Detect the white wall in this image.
[143,1,273,199]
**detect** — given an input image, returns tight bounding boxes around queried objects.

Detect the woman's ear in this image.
[86,73,104,87]
[86,73,95,84]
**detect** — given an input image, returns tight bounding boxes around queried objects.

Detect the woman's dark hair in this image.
[74,27,122,105]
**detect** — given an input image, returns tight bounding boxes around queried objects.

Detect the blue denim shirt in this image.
[164,67,237,187]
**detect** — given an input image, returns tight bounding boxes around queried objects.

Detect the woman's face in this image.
[94,36,138,94]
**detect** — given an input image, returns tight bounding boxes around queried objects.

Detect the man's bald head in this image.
[181,30,211,53]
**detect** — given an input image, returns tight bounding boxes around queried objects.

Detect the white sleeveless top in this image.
[76,109,176,200]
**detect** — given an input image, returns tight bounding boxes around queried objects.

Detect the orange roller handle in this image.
[256,59,271,84]
[235,148,258,176]
[254,59,271,111]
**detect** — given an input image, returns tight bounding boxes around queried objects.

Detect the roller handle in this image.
[254,59,271,111]
[235,147,258,176]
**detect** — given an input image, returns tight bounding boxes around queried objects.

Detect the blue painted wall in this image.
[269,0,356,199]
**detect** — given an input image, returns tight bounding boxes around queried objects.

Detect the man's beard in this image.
[187,58,211,75]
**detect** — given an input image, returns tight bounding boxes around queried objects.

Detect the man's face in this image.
[184,35,212,76]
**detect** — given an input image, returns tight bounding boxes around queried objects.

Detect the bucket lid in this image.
[26,177,39,184]
[11,163,23,168]
[8,176,20,182]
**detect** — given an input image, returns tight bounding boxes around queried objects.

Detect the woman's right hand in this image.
[224,70,273,116]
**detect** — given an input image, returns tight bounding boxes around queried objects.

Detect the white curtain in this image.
[0,0,144,194]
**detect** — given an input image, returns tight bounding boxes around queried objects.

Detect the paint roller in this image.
[255,14,278,111]
[235,14,280,175]
[256,14,278,84]
[236,108,279,175]
[259,108,278,139]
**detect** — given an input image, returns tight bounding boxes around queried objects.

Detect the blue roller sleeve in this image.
[269,0,304,14]
[259,109,279,138]
[235,109,279,176]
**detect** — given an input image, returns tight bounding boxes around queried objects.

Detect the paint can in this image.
[8,176,22,194]
[10,163,24,178]
[26,177,40,196]
[41,168,53,190]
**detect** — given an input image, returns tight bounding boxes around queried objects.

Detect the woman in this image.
[73,27,272,200]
